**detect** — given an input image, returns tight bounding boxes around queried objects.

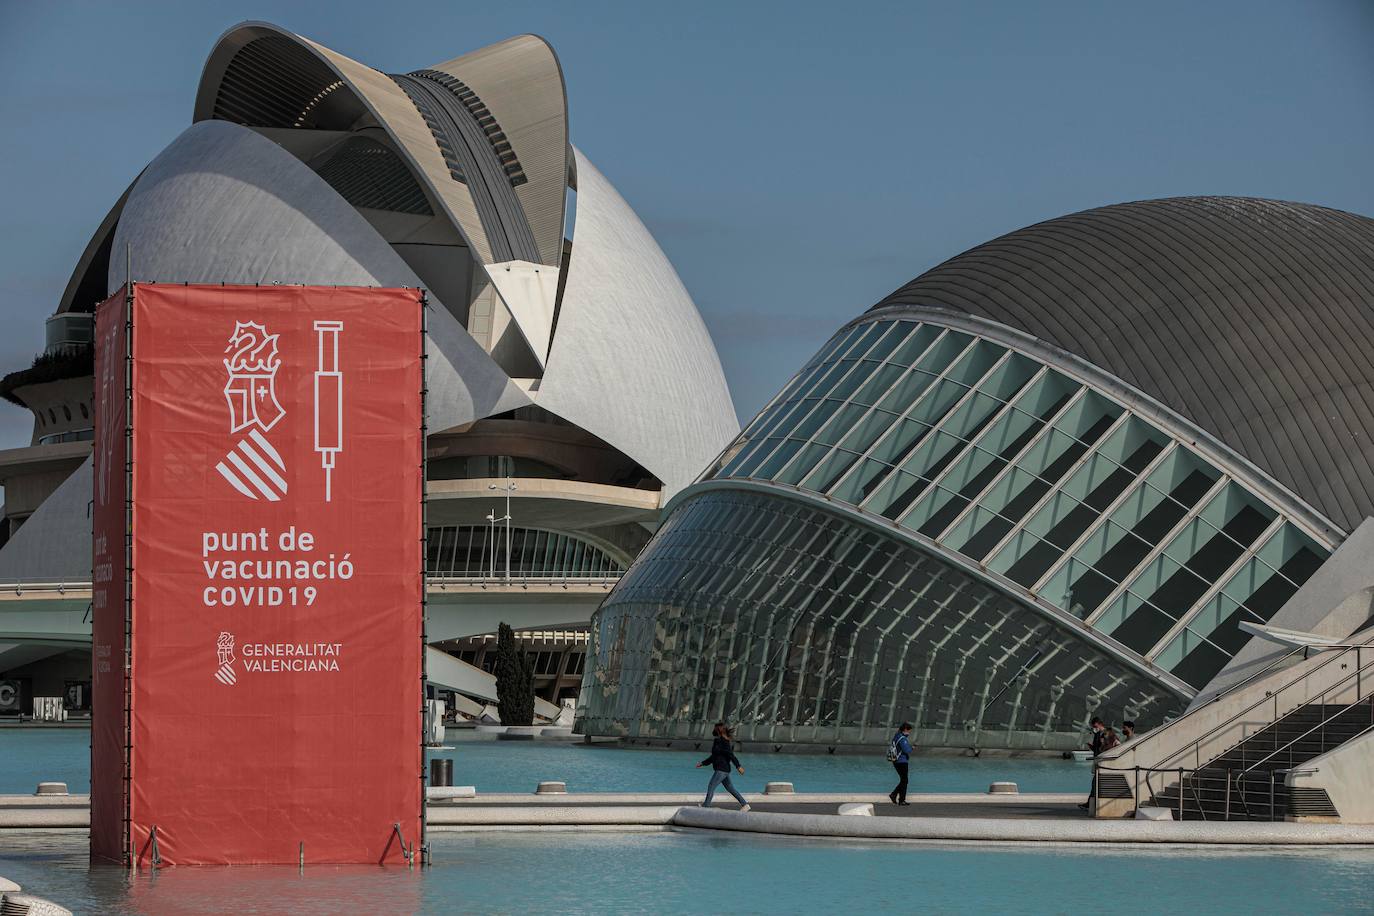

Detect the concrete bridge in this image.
[0,576,611,706]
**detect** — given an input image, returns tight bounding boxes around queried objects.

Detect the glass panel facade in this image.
[588,316,1340,748]
[426,526,625,579]
[695,316,1332,692]
[577,490,1183,750]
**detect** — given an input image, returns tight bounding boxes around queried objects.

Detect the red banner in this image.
[91,287,129,863]
[97,284,424,865]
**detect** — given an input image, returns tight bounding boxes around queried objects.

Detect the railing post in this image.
[1091,767,1098,817]
[1177,768,1184,821]
[1224,770,1231,821]
[1269,772,1276,822]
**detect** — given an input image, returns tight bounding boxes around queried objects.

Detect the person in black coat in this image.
[695,723,751,810]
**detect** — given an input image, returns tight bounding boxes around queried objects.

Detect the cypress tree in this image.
[494,622,535,726]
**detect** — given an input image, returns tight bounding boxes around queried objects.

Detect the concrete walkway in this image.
[0,792,1082,829]
[674,806,1374,845]
[7,792,1374,845]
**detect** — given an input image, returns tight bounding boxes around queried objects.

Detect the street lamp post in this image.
[485,510,498,580]
[488,480,517,581]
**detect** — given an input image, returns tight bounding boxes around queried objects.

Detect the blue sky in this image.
[2,1,1373,449]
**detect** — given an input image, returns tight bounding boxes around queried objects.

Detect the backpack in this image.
[886,733,902,762]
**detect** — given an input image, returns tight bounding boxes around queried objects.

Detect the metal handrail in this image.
[0,575,622,596]
[1099,642,1366,768]
[1238,700,1374,778]
[1096,764,1302,821]
[1098,643,1374,814]
[0,578,88,594]
[427,574,620,588]
[1147,643,1373,774]
[1193,645,1335,705]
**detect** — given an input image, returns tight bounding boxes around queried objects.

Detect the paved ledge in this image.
[0,795,90,808]
[0,792,1083,809]
[433,792,1085,806]
[0,807,88,828]
[428,805,682,827]
[671,807,1374,845]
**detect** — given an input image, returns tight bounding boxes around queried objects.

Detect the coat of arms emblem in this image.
[215,321,289,501]
[223,321,285,433]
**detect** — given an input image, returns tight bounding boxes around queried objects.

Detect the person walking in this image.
[1121,721,1137,741]
[1100,726,1121,754]
[888,722,914,806]
[696,724,750,810]
[1079,717,1117,812]
[1087,716,1107,757]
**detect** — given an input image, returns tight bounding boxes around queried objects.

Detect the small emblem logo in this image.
[216,321,289,501]
[223,321,284,433]
[214,631,236,686]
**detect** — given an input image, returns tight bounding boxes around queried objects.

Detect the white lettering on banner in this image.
[198,526,353,608]
[211,633,345,685]
[242,657,342,673]
[242,642,343,657]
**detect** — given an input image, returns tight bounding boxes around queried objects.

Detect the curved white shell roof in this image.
[109,119,529,428]
[0,457,91,580]
[537,150,737,495]
[73,24,737,495]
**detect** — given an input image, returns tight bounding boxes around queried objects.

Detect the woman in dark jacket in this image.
[695,724,751,810]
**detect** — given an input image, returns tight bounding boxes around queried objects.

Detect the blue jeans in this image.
[704,769,747,807]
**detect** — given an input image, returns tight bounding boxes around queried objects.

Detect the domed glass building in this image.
[577,196,1374,751]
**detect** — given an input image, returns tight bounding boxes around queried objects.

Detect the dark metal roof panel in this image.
[872,196,1374,533]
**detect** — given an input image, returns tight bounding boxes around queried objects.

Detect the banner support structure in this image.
[418,288,430,868]
[121,280,135,868]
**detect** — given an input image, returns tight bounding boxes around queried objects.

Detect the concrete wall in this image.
[12,378,94,447]
[0,647,91,711]
[0,458,92,581]
[2,465,84,520]
[1292,729,1374,824]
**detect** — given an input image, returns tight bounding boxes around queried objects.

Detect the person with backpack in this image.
[887,722,914,806]
[695,723,751,810]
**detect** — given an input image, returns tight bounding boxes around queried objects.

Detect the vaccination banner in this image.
[102,284,424,865]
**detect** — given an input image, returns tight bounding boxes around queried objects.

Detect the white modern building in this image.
[0,22,737,716]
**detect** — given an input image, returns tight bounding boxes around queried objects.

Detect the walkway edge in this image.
[670,807,1374,845]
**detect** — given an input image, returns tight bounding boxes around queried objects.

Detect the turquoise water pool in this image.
[3,830,1374,914]
[0,727,1091,796]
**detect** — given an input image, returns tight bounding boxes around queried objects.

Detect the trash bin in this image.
[430,758,453,788]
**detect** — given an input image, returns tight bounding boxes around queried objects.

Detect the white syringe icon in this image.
[313,321,344,502]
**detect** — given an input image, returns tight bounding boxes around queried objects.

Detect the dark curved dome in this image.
[873,196,1374,533]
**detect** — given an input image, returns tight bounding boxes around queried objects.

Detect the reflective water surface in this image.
[1,727,1093,796]
[4,830,1374,915]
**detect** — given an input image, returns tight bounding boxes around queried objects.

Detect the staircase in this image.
[1092,638,1374,821]
[1142,699,1374,820]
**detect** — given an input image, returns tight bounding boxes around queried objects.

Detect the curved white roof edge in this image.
[536,148,738,496]
[108,119,529,428]
[57,180,136,314]
[194,21,497,264]
[0,457,91,581]
[425,33,570,268]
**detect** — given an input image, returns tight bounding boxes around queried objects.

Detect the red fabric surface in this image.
[123,284,424,865]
